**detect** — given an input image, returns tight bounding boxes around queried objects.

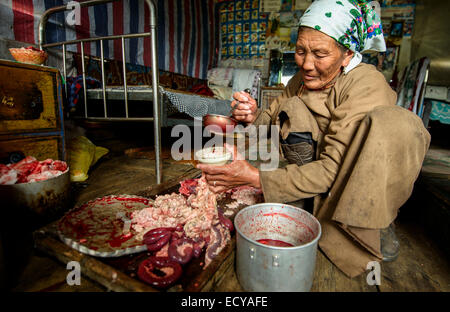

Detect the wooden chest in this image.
[0,59,66,163]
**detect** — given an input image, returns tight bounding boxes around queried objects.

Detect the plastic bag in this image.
[67,136,109,182]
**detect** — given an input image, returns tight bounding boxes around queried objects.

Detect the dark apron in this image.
[279,111,315,212]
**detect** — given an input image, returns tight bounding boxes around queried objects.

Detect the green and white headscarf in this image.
[299,0,386,73]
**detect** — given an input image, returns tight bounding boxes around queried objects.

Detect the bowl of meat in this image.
[9,46,48,65]
[0,156,70,219]
[195,146,232,165]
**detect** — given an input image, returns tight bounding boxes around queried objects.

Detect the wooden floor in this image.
[214,221,450,292]
[6,125,450,292]
[10,197,450,292]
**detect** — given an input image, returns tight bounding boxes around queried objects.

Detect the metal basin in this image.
[203,114,238,133]
[0,169,70,219]
[234,203,322,292]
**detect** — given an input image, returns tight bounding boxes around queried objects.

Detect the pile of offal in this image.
[132,177,235,289]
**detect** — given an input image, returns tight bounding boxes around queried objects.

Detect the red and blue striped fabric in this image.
[0,0,219,79]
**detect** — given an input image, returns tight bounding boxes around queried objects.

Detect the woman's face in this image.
[295,27,354,90]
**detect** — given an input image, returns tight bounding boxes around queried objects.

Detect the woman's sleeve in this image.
[259,69,397,203]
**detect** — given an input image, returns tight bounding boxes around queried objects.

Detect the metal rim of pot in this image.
[234,203,322,250]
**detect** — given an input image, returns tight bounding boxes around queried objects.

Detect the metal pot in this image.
[234,203,322,292]
[0,169,70,219]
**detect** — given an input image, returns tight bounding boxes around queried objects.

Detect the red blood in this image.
[257,239,294,247]
[107,232,134,248]
[262,212,314,237]
[70,221,92,239]
[113,197,149,205]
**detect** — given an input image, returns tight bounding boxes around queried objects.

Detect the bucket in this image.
[234,203,321,292]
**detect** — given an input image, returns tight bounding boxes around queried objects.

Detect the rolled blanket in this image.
[231,69,261,100]
[209,85,233,100]
[207,67,234,87]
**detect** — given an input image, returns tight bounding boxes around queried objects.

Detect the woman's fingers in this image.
[232,92,257,109]
[196,163,226,175]
[232,104,255,123]
[209,185,228,193]
[232,91,249,102]
[205,173,228,184]
[231,102,251,113]
[203,172,233,193]
[231,91,258,124]
[233,110,253,118]
[197,159,260,190]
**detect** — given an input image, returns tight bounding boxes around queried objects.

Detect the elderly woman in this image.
[197,0,430,277]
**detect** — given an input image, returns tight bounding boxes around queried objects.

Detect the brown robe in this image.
[253,63,431,277]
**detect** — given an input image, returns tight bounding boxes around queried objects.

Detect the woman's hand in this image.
[231,91,258,125]
[196,144,261,193]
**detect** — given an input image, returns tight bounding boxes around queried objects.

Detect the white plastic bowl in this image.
[195,146,232,165]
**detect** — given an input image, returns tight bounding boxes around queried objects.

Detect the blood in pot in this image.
[256,239,294,247]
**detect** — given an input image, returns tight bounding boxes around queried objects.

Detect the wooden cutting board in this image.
[33,169,251,292]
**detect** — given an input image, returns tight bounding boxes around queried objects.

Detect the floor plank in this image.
[12,252,105,292]
[310,250,377,292]
[379,221,450,292]
[75,156,196,205]
[8,141,449,292]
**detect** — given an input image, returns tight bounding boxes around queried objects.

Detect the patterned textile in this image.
[1,0,219,79]
[161,87,231,118]
[299,0,386,73]
[430,101,450,125]
[66,75,101,111]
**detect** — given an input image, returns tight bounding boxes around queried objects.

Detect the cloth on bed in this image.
[429,100,450,124]
[207,67,261,100]
[161,87,231,118]
[66,75,101,112]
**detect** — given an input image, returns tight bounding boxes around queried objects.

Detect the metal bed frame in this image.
[39,0,163,184]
